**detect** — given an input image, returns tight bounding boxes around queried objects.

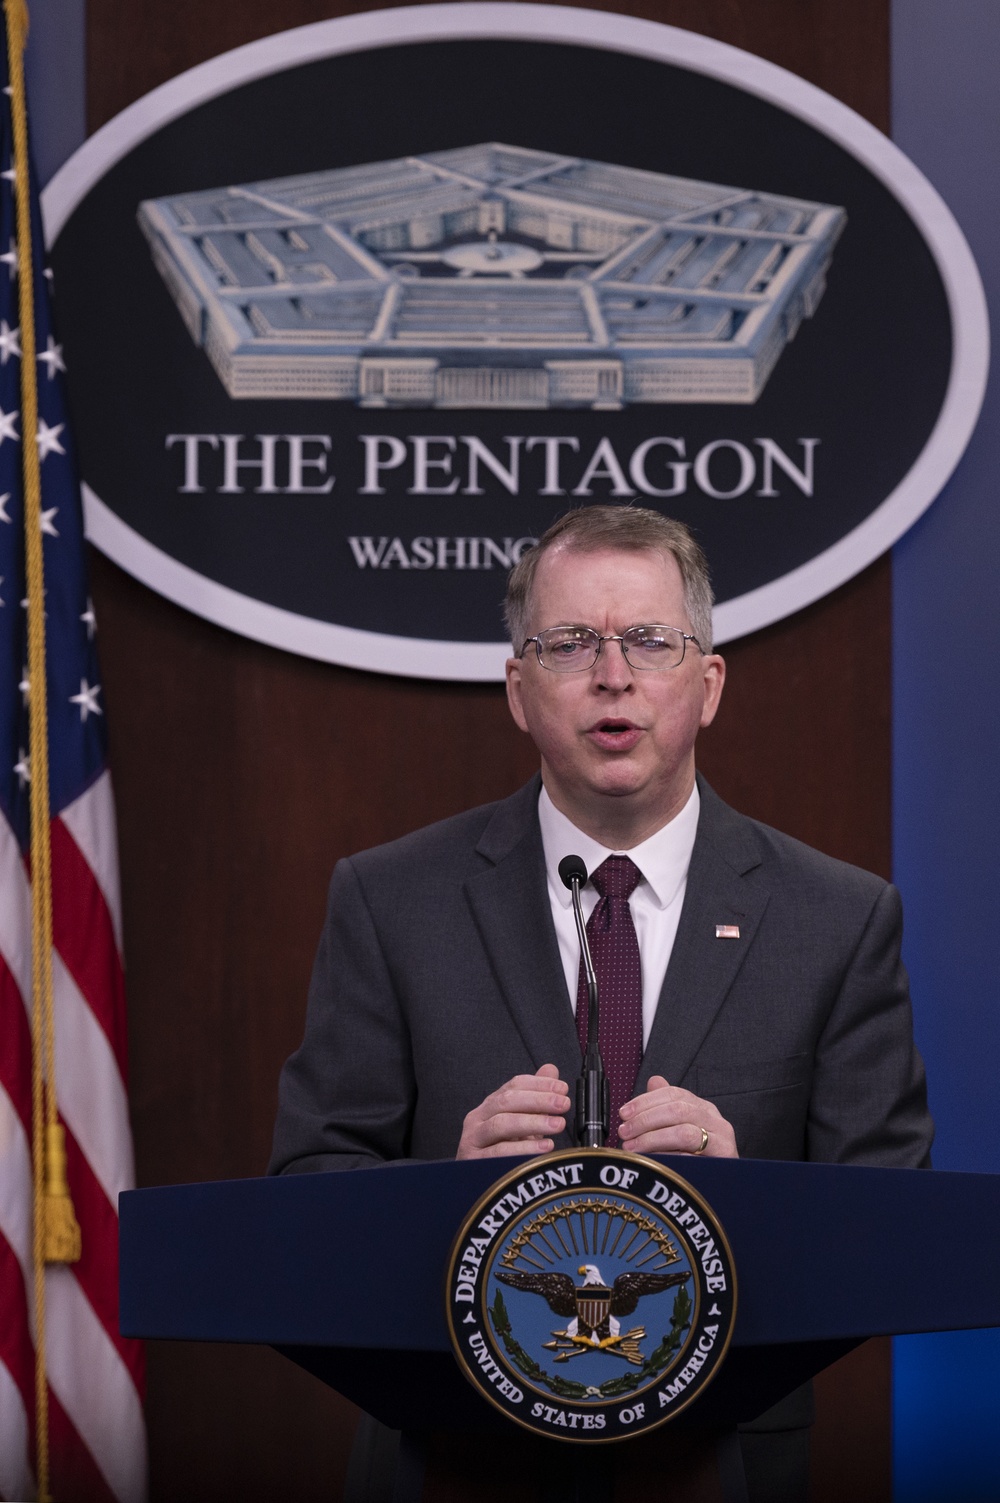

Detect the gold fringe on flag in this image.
[5,0,82,1495]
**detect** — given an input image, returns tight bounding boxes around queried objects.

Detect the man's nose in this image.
[594,637,633,689]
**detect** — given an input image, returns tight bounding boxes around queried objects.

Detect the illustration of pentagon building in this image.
[138,143,846,409]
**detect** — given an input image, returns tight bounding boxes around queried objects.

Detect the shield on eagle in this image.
[576,1282,612,1337]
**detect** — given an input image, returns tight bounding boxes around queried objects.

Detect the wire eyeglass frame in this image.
[520,624,704,673]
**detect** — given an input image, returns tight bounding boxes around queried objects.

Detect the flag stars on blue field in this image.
[36,419,64,461]
[0,318,19,362]
[69,679,102,721]
[38,336,64,378]
[0,82,110,833]
[0,42,111,863]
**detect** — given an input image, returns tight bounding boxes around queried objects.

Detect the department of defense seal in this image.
[446,1149,736,1442]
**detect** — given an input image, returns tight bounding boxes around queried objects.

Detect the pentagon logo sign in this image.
[446,1149,736,1441]
[44,3,988,679]
[137,145,845,410]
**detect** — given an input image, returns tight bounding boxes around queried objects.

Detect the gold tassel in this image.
[43,1124,81,1264]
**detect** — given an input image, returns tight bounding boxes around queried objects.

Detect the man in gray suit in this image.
[270,504,931,1500]
[271,505,931,1176]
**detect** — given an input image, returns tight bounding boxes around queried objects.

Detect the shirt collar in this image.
[537,780,700,911]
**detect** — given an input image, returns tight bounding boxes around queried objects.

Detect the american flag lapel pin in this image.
[715,924,741,939]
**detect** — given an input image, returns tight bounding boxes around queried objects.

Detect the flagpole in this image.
[4,2,82,1496]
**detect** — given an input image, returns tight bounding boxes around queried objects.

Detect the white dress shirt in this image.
[537,782,700,1047]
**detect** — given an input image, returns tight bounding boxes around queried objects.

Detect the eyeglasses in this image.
[520,624,703,673]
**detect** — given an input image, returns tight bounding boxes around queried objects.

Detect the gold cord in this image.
[5,1,81,1495]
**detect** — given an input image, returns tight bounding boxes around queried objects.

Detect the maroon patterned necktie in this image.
[575,855,643,1147]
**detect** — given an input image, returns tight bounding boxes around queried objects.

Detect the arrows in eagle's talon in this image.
[552,1345,592,1363]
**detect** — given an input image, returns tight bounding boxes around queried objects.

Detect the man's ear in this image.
[699,654,726,730]
[506,655,529,733]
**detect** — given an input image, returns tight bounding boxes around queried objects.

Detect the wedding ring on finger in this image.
[695,1126,710,1154]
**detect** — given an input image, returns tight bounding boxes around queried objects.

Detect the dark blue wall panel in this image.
[892,1,1000,1495]
[24,0,85,185]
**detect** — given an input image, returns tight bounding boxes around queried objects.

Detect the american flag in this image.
[0,24,147,1503]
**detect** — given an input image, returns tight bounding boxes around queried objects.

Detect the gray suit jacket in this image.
[270,776,933,1174]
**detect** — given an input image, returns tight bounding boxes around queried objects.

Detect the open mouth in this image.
[588,719,643,751]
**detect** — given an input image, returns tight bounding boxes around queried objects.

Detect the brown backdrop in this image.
[85,2,893,1498]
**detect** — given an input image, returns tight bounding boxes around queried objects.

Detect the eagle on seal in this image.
[496,1261,688,1345]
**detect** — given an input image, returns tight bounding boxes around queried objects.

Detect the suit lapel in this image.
[641,781,770,1087]
[464,780,582,1088]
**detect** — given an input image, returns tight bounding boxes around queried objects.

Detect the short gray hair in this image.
[504,506,715,653]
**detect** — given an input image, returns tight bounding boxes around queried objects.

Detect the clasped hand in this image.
[456,1064,737,1159]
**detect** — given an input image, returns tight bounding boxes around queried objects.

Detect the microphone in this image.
[558,855,609,1148]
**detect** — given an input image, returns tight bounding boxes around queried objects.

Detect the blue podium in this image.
[119,1155,1000,1436]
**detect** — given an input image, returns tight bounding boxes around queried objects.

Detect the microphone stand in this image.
[560,857,609,1148]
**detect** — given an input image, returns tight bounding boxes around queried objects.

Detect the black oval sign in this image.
[44,6,987,678]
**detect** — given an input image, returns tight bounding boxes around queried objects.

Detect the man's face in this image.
[506,545,725,836]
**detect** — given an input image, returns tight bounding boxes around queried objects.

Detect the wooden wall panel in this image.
[83,2,894,1498]
[88,0,889,135]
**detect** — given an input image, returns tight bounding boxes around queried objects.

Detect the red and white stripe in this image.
[0,770,147,1502]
